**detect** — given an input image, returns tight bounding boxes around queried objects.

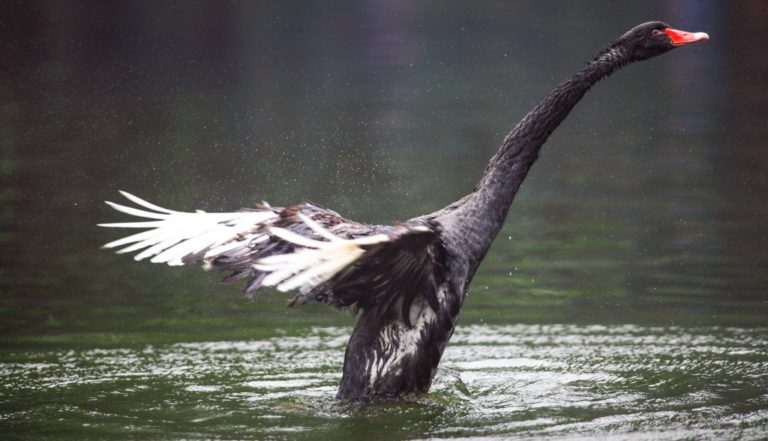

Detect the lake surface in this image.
[3,325,767,440]
[2,1,767,440]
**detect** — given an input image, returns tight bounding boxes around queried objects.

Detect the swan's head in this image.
[618,21,709,61]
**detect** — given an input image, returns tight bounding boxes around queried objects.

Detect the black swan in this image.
[100,22,708,399]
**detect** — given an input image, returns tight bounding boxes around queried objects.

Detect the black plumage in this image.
[100,22,708,399]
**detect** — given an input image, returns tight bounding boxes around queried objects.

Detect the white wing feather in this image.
[99,191,277,266]
[254,226,389,294]
[100,191,395,296]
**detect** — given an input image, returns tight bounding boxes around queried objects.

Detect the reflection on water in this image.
[2,325,767,440]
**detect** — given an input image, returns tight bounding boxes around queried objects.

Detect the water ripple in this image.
[2,324,767,440]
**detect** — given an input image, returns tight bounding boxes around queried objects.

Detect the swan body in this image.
[100,22,708,399]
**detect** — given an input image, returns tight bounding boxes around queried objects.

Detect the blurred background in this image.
[0,1,767,439]
[2,0,765,337]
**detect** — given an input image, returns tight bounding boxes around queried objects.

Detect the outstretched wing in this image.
[100,192,443,315]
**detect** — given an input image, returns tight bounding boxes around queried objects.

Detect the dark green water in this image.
[2,1,767,440]
[3,325,767,440]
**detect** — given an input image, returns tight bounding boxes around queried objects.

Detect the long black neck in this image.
[437,45,632,274]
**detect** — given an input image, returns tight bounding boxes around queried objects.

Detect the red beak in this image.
[663,27,709,46]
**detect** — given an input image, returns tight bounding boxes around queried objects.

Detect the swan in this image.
[100,22,708,399]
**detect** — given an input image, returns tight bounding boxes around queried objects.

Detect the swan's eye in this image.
[652,30,663,37]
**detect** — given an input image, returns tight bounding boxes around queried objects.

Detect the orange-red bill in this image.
[663,28,709,46]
